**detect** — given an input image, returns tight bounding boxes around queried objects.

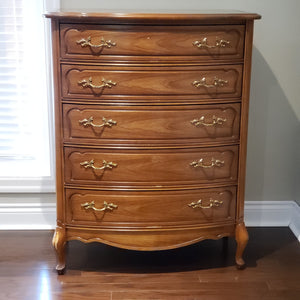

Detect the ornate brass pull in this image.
[191,116,226,127]
[190,158,225,169]
[193,77,228,88]
[79,116,117,128]
[188,199,223,209]
[76,36,116,49]
[80,159,117,170]
[78,77,117,90]
[81,201,118,212]
[193,38,230,49]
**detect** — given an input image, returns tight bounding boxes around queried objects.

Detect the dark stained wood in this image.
[0,228,298,299]
[48,12,260,274]
[60,24,245,61]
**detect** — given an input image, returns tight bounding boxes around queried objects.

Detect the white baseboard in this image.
[289,202,300,242]
[0,202,56,230]
[0,200,299,241]
[245,201,300,242]
[244,201,295,227]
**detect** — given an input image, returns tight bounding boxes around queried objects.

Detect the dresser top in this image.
[44,10,261,24]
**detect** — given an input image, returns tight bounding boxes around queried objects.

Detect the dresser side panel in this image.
[237,20,255,223]
[51,19,65,224]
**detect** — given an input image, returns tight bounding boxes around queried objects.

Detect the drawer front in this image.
[61,64,243,99]
[64,146,238,186]
[65,186,236,226]
[60,24,244,61]
[63,103,240,145]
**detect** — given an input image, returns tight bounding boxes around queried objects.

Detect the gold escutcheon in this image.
[193,77,228,88]
[80,159,117,170]
[81,201,118,212]
[188,199,223,209]
[190,158,225,169]
[193,37,230,49]
[78,77,117,90]
[190,115,227,127]
[79,116,117,128]
[76,36,116,49]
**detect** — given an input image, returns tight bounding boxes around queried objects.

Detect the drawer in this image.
[62,64,243,99]
[63,103,240,145]
[65,186,236,227]
[64,146,238,186]
[60,24,245,61]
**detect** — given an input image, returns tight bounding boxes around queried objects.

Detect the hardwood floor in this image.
[0,228,299,299]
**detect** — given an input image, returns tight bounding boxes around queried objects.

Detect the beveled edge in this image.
[44,11,261,24]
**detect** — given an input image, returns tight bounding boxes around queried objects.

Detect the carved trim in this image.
[65,223,235,251]
[66,232,233,251]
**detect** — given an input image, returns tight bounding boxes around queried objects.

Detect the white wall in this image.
[60,0,300,204]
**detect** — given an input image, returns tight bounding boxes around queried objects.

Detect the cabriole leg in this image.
[52,226,66,275]
[235,222,249,269]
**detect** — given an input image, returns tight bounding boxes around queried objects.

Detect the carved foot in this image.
[57,268,65,275]
[52,226,66,275]
[235,222,249,270]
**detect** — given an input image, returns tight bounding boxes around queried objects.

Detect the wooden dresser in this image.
[45,11,261,274]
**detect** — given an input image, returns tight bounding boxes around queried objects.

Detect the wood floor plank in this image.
[59,272,200,284]
[112,290,267,300]
[51,281,269,292]
[266,279,300,291]
[260,290,300,300]
[0,228,298,300]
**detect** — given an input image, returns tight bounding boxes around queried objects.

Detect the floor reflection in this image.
[38,268,50,300]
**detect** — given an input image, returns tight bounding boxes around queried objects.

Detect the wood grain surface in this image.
[63,103,241,145]
[44,10,261,24]
[0,228,298,300]
[64,146,238,186]
[65,186,236,227]
[62,64,243,99]
[60,24,245,61]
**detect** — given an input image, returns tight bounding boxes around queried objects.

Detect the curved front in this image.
[65,223,235,251]
[64,145,238,187]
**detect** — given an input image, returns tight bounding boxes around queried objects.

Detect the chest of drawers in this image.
[46,11,260,274]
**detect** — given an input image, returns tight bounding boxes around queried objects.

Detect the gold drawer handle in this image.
[193,38,230,49]
[188,199,223,209]
[79,116,117,128]
[193,77,228,89]
[191,116,226,127]
[190,158,224,169]
[81,201,118,212]
[80,159,117,170]
[76,36,116,49]
[78,77,117,90]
